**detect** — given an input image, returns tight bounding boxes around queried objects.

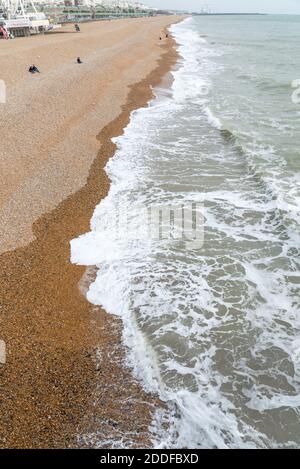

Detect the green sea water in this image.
[72,15,300,448]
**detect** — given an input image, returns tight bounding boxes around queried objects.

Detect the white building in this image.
[1,0,151,16]
[26,0,150,7]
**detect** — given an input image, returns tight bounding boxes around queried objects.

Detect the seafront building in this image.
[34,1,150,8]
[3,0,151,10]
[0,0,152,14]
[0,0,154,37]
[0,1,50,36]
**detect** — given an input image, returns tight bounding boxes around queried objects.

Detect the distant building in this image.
[28,0,150,8]
[0,0,153,23]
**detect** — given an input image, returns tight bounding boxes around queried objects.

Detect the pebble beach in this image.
[0,16,182,448]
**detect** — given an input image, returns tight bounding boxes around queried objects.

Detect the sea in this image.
[71,15,300,449]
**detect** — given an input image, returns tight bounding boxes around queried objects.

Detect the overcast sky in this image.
[147,0,300,14]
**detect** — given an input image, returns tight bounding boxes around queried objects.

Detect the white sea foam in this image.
[203,106,223,129]
[72,17,300,449]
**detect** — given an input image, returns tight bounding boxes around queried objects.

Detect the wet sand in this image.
[0,17,182,448]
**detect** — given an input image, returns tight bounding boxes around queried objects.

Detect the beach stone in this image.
[0,340,6,364]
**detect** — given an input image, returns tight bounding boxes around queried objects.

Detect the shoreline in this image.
[0,17,183,448]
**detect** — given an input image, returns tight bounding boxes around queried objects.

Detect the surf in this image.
[71,15,300,449]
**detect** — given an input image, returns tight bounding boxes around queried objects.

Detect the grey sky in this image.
[147,0,300,14]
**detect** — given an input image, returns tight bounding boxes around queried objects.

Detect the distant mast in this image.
[200,4,212,14]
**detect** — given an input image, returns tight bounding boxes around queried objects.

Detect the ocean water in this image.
[71,15,300,448]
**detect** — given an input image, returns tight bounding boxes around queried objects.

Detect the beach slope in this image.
[0,16,181,448]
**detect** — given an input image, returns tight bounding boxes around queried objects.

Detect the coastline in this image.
[0,17,183,448]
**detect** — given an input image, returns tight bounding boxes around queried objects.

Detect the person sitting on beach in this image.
[77,57,83,64]
[166,34,169,38]
[159,37,162,40]
[28,65,40,74]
